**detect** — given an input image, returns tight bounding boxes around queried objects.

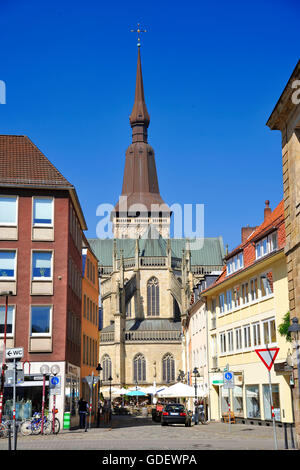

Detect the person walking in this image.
[78,397,88,430]
[103,400,110,425]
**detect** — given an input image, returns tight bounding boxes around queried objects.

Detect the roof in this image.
[201,200,285,293]
[102,318,182,333]
[0,135,72,188]
[0,135,87,230]
[88,236,225,267]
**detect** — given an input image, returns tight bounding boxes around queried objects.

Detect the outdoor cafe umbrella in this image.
[112,387,129,395]
[156,382,195,398]
[125,390,147,397]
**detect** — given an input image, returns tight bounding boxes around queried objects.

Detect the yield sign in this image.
[255,348,280,371]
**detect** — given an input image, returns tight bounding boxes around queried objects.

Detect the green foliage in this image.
[278,312,292,342]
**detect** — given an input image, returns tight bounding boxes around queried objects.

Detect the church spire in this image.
[129,47,150,143]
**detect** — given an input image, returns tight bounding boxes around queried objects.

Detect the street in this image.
[0,415,294,451]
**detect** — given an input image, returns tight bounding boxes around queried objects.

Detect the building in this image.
[266,60,300,445]
[89,46,225,394]
[0,135,87,428]
[202,200,294,424]
[81,236,100,420]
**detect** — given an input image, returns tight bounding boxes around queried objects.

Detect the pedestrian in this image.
[103,399,111,425]
[78,397,88,429]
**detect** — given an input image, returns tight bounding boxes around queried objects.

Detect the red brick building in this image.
[0,135,87,428]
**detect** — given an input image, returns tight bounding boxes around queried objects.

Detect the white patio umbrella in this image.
[157,382,195,398]
[112,387,129,395]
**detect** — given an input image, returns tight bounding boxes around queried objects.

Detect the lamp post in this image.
[108,375,112,422]
[192,367,199,425]
[51,364,60,434]
[96,363,102,427]
[135,380,138,406]
[288,316,300,444]
[40,364,50,434]
[0,291,13,424]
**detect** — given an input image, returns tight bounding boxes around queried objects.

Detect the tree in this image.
[278,312,292,342]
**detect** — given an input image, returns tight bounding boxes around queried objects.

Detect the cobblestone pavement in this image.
[0,416,295,451]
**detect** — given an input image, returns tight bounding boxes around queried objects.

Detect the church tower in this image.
[112,46,171,239]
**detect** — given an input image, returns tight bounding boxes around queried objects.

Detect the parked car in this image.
[161,403,192,427]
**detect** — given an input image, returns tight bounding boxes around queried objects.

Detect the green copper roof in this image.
[88,236,224,268]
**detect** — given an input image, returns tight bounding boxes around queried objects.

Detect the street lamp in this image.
[0,290,13,424]
[40,364,50,434]
[96,363,102,427]
[50,364,60,434]
[135,380,138,406]
[108,375,112,421]
[288,317,300,409]
[192,367,200,425]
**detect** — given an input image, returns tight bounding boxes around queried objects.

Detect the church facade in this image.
[89,46,224,392]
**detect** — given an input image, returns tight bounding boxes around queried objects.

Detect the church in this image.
[88,45,224,392]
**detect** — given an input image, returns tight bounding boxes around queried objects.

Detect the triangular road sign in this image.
[255,348,280,371]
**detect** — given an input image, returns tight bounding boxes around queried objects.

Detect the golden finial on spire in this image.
[130,22,147,47]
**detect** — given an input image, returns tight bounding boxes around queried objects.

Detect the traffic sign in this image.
[223,370,235,389]
[5,347,24,361]
[4,369,24,386]
[255,348,279,371]
[85,375,100,389]
[50,375,61,395]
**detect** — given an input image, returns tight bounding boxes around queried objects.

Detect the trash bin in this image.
[63,412,71,430]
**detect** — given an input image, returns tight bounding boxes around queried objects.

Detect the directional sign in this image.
[223,370,235,389]
[255,348,279,371]
[5,347,24,361]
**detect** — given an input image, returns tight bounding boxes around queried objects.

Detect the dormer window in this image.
[255,231,277,260]
[226,252,243,275]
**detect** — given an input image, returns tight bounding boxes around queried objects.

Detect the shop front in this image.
[64,362,80,429]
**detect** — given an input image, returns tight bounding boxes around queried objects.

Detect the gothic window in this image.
[147,277,159,316]
[162,353,175,384]
[126,300,132,318]
[133,353,146,382]
[102,354,112,381]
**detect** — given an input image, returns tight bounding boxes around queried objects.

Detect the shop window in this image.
[246,385,260,418]
[263,384,281,421]
[233,385,243,416]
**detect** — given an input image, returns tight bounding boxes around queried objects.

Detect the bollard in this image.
[7,421,11,451]
[290,423,296,449]
[284,423,288,449]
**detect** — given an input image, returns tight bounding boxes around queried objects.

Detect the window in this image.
[246,385,260,418]
[243,324,251,348]
[226,290,232,312]
[235,327,242,351]
[241,282,249,305]
[250,278,258,301]
[162,353,175,384]
[220,332,226,354]
[263,318,276,345]
[83,335,86,364]
[83,295,86,318]
[252,322,261,346]
[227,330,233,352]
[102,354,112,381]
[227,252,244,275]
[33,198,53,226]
[0,196,17,225]
[260,271,273,297]
[255,232,278,260]
[0,251,16,279]
[32,252,52,280]
[133,353,146,382]
[30,306,51,336]
[232,286,240,309]
[219,294,225,314]
[147,277,159,316]
[0,305,14,336]
[233,385,243,416]
[126,300,132,318]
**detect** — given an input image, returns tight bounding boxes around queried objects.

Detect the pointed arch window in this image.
[162,353,175,384]
[102,354,112,382]
[147,277,159,316]
[133,353,146,382]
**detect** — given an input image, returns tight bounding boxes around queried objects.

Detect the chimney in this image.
[264,200,272,221]
[241,225,257,243]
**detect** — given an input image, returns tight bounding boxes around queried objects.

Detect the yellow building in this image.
[202,201,294,424]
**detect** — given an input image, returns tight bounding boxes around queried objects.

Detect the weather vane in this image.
[130,23,147,47]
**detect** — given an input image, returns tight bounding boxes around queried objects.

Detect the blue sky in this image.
[0,0,299,250]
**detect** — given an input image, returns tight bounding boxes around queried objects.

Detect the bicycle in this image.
[20,412,45,436]
[43,417,60,435]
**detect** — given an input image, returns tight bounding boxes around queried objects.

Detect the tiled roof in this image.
[0,135,73,188]
[202,200,285,291]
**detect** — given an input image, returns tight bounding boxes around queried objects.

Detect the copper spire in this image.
[129,47,150,143]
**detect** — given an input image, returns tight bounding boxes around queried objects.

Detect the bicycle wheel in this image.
[44,417,60,435]
[32,420,41,435]
[20,419,33,436]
